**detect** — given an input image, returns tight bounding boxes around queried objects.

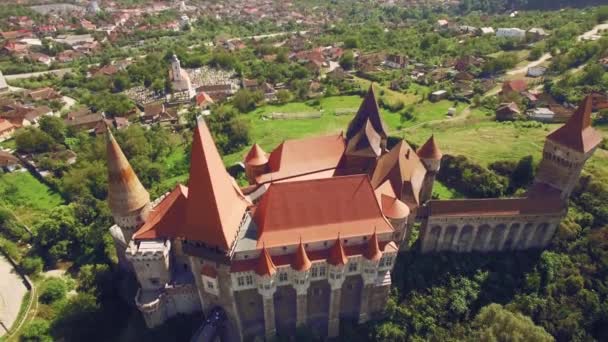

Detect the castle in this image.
[106,87,602,340]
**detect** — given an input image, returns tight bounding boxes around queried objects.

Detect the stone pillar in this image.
[497,225,510,251]
[358,284,372,324]
[523,225,537,249]
[296,294,307,327]
[482,226,493,252]
[436,226,446,252]
[452,226,463,251]
[466,226,478,252]
[262,295,276,339]
[328,287,342,337]
[540,223,557,247]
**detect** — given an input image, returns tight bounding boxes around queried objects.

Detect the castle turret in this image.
[380,194,409,241]
[255,247,277,338]
[291,240,312,327]
[343,85,388,174]
[535,96,604,199]
[417,135,442,203]
[244,143,268,184]
[106,128,151,243]
[171,54,182,81]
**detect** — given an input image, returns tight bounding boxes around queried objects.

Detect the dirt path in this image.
[0,256,28,338]
[507,53,551,76]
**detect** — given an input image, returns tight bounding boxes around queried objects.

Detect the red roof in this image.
[0,118,14,133]
[546,96,603,153]
[291,240,312,272]
[363,231,382,261]
[244,144,268,166]
[417,135,442,160]
[426,197,565,217]
[256,134,345,184]
[380,194,410,219]
[255,247,277,276]
[327,237,348,266]
[201,264,218,278]
[184,120,251,250]
[346,85,388,140]
[502,79,527,93]
[133,185,188,239]
[254,175,393,248]
[195,91,214,107]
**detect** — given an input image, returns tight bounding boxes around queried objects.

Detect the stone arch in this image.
[440,225,458,251]
[473,224,491,251]
[455,225,474,252]
[340,275,363,322]
[488,224,507,251]
[502,223,521,251]
[426,226,442,252]
[307,280,330,336]
[516,223,535,250]
[531,223,550,248]
[235,288,264,339]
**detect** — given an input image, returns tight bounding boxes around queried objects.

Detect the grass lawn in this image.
[0,172,64,226]
[433,181,463,200]
[0,138,17,150]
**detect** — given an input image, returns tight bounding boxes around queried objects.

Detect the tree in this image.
[275,89,292,104]
[471,303,553,342]
[38,116,66,144]
[511,155,534,190]
[339,51,355,70]
[14,127,56,154]
[21,319,52,342]
[40,278,67,304]
[20,256,44,276]
[375,322,407,341]
[344,36,360,49]
[232,89,263,113]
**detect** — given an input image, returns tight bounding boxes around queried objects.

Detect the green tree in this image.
[14,127,56,154]
[38,116,66,144]
[471,303,553,342]
[20,256,44,276]
[21,319,52,342]
[339,51,355,70]
[40,278,67,304]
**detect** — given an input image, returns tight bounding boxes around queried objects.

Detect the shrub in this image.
[40,278,67,304]
[20,256,44,276]
[21,319,52,342]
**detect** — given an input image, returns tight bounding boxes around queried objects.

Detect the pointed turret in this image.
[255,247,277,277]
[346,84,388,140]
[417,135,442,160]
[106,128,150,230]
[244,144,268,166]
[363,230,382,262]
[185,119,251,251]
[547,96,603,153]
[292,239,312,272]
[327,237,348,266]
[380,194,410,219]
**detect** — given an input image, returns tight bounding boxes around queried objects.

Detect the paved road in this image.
[0,255,28,337]
[3,68,72,81]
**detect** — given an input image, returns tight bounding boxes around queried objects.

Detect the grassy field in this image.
[0,172,64,226]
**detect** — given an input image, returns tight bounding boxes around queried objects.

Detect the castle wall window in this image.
[279,272,288,282]
[348,262,358,273]
[311,266,318,278]
[319,266,326,276]
[246,275,253,285]
[237,276,245,287]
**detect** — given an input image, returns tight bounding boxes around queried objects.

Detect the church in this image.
[106,87,602,340]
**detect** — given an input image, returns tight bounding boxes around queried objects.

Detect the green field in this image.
[0,172,64,225]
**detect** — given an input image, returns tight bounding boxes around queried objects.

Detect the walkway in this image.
[0,255,28,337]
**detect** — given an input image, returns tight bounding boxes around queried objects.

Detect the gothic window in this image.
[245,275,253,285]
[319,266,326,276]
[348,262,358,272]
[237,276,245,287]
[311,266,318,278]
[206,281,214,289]
[279,272,288,282]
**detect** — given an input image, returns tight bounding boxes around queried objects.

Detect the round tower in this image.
[244,144,269,184]
[380,194,409,242]
[416,135,443,203]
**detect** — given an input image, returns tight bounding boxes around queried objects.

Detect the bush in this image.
[40,278,67,304]
[20,256,44,276]
[21,319,52,342]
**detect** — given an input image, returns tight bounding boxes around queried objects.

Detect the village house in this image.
[384,54,408,69]
[500,79,527,95]
[496,102,521,121]
[527,28,549,41]
[0,151,19,172]
[0,118,16,141]
[65,108,104,132]
[26,87,61,101]
[527,107,556,122]
[430,90,448,102]
[142,102,179,126]
[195,92,214,109]
[496,28,526,39]
[0,71,8,94]
[527,66,547,78]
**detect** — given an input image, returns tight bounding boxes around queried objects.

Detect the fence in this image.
[267,112,322,120]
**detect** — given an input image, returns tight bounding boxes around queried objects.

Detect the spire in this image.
[244,143,268,166]
[185,119,250,250]
[255,247,277,277]
[346,84,388,140]
[363,230,382,261]
[380,194,410,219]
[417,135,442,160]
[106,128,150,218]
[292,238,312,272]
[547,95,602,153]
[327,236,348,266]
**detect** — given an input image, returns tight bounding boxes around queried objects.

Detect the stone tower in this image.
[534,96,603,199]
[171,54,183,81]
[417,135,443,203]
[244,143,269,184]
[106,129,151,267]
[342,85,388,174]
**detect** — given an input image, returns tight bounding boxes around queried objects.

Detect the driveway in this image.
[0,255,28,337]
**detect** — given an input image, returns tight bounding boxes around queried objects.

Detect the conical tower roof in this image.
[244,144,268,166]
[327,236,348,266]
[363,230,382,261]
[106,128,150,217]
[292,239,312,272]
[417,135,442,160]
[346,84,388,140]
[547,96,602,153]
[255,247,277,277]
[185,119,251,250]
[381,194,410,219]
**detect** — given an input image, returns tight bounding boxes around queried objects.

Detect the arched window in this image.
[473,224,491,251]
[456,225,474,252]
[502,224,521,251]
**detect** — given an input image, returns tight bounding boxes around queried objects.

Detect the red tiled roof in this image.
[184,120,251,250]
[502,79,527,93]
[363,231,382,261]
[371,140,427,207]
[133,185,188,239]
[346,85,388,141]
[255,247,277,276]
[380,194,410,219]
[426,197,565,217]
[546,96,603,153]
[327,237,348,266]
[0,118,14,133]
[201,264,218,278]
[291,240,312,272]
[417,135,442,160]
[254,175,393,248]
[244,144,268,166]
[256,134,345,184]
